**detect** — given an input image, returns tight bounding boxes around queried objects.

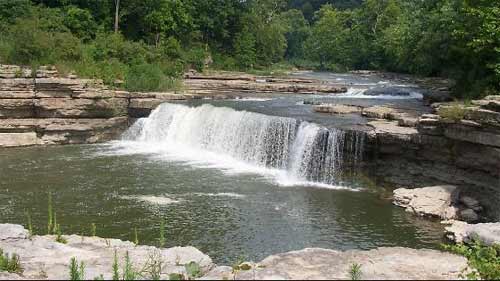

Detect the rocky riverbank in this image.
[0,65,348,148]
[0,224,469,280]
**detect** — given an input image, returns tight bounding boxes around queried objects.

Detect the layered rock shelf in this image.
[184,71,348,95]
[0,65,197,147]
[0,224,469,280]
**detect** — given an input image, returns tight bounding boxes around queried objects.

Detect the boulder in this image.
[362,106,397,119]
[393,185,460,219]
[445,221,500,246]
[460,209,479,223]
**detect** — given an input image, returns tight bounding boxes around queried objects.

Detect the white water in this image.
[334,87,424,99]
[115,103,364,189]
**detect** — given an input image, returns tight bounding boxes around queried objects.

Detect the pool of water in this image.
[0,144,444,264]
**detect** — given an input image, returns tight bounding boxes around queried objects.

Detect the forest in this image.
[0,0,498,98]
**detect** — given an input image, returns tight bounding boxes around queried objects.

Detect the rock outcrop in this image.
[444,220,500,246]
[365,96,500,220]
[184,71,348,95]
[393,185,460,220]
[0,65,198,147]
[0,224,469,280]
[393,185,483,222]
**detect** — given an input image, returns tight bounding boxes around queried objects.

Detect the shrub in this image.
[183,46,207,72]
[0,249,22,274]
[438,104,467,121]
[349,263,362,280]
[69,257,85,281]
[443,240,500,280]
[125,63,181,92]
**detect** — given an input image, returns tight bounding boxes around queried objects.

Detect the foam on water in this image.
[108,103,364,189]
[334,87,423,99]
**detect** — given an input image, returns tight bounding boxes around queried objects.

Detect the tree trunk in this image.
[114,0,120,33]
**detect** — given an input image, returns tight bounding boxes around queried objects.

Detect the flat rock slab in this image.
[393,185,459,220]
[207,248,467,280]
[0,224,213,280]
[445,221,500,245]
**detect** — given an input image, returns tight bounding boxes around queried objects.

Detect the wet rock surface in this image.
[0,224,469,280]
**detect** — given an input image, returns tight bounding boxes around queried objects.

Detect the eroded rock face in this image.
[393,185,460,220]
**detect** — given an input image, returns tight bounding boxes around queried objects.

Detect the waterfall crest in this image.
[122,103,364,187]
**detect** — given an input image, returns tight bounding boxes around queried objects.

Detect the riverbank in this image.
[0,224,468,280]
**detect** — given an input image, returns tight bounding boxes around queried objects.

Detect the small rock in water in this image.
[460,209,479,223]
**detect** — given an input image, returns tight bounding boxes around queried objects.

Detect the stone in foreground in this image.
[0,224,469,280]
[206,248,467,280]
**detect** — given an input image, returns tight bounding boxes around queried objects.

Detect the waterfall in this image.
[122,103,364,187]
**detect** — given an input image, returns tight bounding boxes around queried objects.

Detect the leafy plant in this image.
[122,251,138,281]
[443,240,500,280]
[185,261,202,279]
[47,191,53,235]
[159,220,166,248]
[91,223,97,237]
[24,209,33,237]
[0,248,22,274]
[168,273,185,280]
[112,250,120,281]
[349,263,362,280]
[55,224,67,244]
[133,228,139,246]
[69,257,85,281]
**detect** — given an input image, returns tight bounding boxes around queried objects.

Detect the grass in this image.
[159,220,166,248]
[122,251,138,280]
[442,239,500,280]
[0,248,22,274]
[112,250,120,281]
[24,209,33,237]
[91,223,97,237]
[349,263,362,280]
[438,104,468,122]
[69,257,86,281]
[133,228,139,246]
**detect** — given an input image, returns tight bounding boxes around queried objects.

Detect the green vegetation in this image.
[112,250,120,281]
[69,257,86,281]
[24,209,33,237]
[443,240,500,280]
[349,263,362,280]
[0,248,22,274]
[0,0,498,97]
[133,228,139,246]
[185,261,202,279]
[438,104,468,122]
[91,223,97,237]
[122,251,138,280]
[159,220,166,248]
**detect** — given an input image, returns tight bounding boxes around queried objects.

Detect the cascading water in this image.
[121,103,365,187]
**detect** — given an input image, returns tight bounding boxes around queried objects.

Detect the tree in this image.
[234,29,256,69]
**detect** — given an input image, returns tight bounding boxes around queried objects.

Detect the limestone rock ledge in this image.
[393,185,483,222]
[445,220,500,246]
[0,224,468,280]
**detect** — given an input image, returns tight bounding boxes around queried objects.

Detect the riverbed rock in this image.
[364,86,413,97]
[313,104,362,114]
[445,221,500,245]
[230,248,467,280]
[393,185,460,219]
